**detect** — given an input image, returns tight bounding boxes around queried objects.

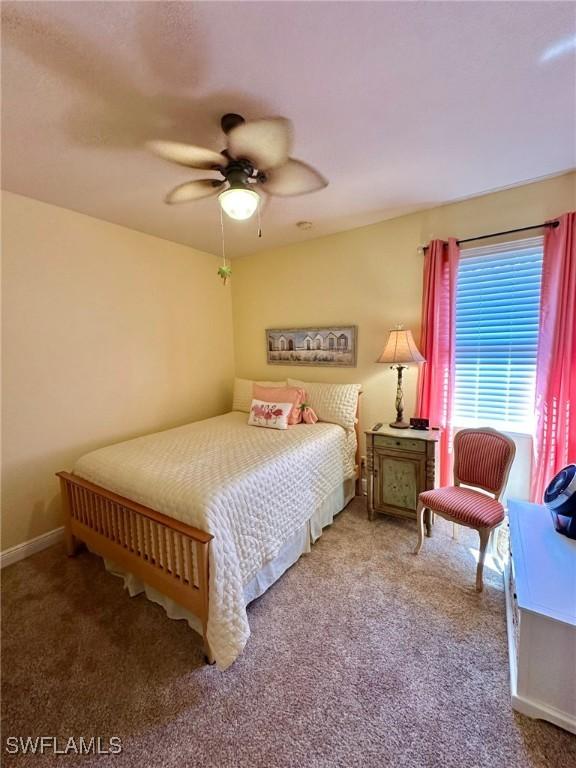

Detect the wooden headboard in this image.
[354,391,362,494]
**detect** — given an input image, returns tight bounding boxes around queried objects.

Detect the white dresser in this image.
[504,499,576,733]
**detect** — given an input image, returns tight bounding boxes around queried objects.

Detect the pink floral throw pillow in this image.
[248,399,293,430]
[253,384,307,425]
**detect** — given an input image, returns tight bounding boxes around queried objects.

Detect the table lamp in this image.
[377,325,425,429]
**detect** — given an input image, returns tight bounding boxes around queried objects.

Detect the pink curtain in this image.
[416,238,460,486]
[531,212,576,502]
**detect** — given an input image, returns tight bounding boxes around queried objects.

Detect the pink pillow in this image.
[253,384,306,425]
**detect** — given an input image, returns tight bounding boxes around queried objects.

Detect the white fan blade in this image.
[148,140,227,170]
[260,159,327,196]
[165,180,224,204]
[227,118,292,170]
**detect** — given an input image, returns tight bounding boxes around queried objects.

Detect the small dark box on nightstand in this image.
[410,417,429,431]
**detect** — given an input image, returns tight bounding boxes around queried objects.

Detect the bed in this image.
[57,401,360,669]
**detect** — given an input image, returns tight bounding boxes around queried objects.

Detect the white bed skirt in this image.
[100,477,356,638]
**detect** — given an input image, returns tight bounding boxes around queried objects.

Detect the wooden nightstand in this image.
[365,426,440,533]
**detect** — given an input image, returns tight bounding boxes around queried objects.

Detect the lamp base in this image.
[389,420,411,429]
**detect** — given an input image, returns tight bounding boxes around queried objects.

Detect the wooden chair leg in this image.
[425,507,433,538]
[476,527,491,592]
[414,502,426,555]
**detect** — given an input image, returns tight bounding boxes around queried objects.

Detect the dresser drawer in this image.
[507,559,520,653]
[373,435,426,453]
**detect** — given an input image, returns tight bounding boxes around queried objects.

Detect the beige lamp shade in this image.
[377,327,425,364]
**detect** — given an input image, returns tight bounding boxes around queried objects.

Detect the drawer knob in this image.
[396,441,401,446]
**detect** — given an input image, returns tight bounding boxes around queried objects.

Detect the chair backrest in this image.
[453,428,516,499]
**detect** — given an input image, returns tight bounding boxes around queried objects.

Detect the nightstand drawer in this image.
[373,435,426,453]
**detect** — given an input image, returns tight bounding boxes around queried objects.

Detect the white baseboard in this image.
[1,527,65,569]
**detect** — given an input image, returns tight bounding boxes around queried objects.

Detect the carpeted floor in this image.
[2,497,575,767]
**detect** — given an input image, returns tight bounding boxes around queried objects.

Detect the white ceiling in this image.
[2,1,575,257]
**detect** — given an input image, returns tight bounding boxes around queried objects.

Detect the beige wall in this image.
[231,172,576,491]
[1,192,235,550]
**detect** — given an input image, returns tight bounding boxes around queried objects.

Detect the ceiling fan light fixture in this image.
[218,187,260,221]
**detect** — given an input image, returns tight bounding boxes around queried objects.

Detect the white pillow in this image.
[287,379,361,430]
[232,378,286,413]
[248,399,292,430]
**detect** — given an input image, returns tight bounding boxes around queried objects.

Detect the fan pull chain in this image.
[217,206,232,285]
[257,197,262,238]
[220,205,226,266]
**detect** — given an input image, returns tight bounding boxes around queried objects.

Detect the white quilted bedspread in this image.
[74,412,356,668]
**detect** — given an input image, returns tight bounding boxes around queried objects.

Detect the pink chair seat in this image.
[419,487,505,528]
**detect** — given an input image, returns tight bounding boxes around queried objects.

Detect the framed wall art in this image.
[266,326,357,367]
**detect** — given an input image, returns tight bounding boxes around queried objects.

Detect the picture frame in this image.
[266,326,358,367]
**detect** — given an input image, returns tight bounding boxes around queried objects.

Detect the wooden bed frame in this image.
[57,398,361,664]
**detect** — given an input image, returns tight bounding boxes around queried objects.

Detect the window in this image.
[453,237,543,432]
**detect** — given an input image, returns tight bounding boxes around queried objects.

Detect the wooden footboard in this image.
[56,472,214,662]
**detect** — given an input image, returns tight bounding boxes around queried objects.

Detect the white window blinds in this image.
[453,237,543,432]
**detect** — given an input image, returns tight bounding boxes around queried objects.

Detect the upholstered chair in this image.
[414,428,516,592]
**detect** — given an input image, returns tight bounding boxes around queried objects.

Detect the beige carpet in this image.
[2,497,575,767]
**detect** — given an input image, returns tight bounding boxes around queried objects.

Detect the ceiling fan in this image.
[147,113,328,221]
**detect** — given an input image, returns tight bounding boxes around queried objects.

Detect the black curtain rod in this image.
[421,220,559,251]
